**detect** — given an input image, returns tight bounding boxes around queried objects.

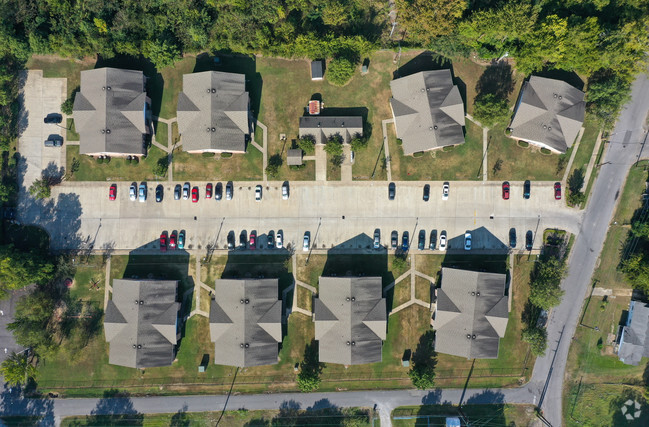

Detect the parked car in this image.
[191,187,198,203]
[391,231,398,249]
[255,185,262,201]
[160,232,167,252]
[509,228,516,248]
[388,182,395,200]
[178,230,185,250]
[227,231,235,250]
[43,113,62,124]
[239,231,247,249]
[174,184,181,200]
[303,232,310,251]
[523,180,531,199]
[249,232,256,250]
[268,230,275,249]
[226,182,233,200]
[554,182,562,200]
[109,184,117,201]
[138,182,147,202]
[215,182,223,200]
[282,182,289,200]
[182,183,190,200]
[129,183,137,201]
[429,230,437,250]
[402,231,409,251]
[423,184,430,202]
[439,231,447,251]
[276,230,283,249]
[418,230,426,250]
[442,182,449,200]
[169,232,177,250]
[464,232,472,251]
[526,230,533,250]
[44,135,63,147]
[373,229,381,249]
[155,184,163,202]
[206,183,213,199]
[502,181,510,200]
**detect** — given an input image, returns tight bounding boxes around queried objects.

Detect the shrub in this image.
[202,152,215,158]
[517,140,529,148]
[61,89,77,115]
[540,148,552,155]
[104,156,111,164]
[221,152,232,158]
[522,327,548,356]
[28,178,51,199]
[324,136,343,156]
[153,156,169,177]
[327,57,356,86]
[266,153,283,178]
[297,135,316,154]
[396,138,403,146]
[473,94,511,128]
[413,151,424,158]
[349,134,367,151]
[96,156,104,164]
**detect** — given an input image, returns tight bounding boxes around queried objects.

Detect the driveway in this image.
[22,180,581,253]
[17,70,67,221]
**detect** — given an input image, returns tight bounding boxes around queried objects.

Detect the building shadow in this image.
[444,226,509,254]
[533,68,585,91]
[194,53,263,121]
[393,51,452,80]
[316,106,371,140]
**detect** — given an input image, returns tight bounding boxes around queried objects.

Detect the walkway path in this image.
[561,126,585,184]
[188,256,210,319]
[103,256,112,311]
[254,120,268,182]
[341,144,353,182]
[465,114,488,181]
[381,119,393,182]
[315,144,327,181]
[151,117,176,182]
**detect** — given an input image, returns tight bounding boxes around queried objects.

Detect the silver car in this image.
[129,183,137,201]
[182,183,190,200]
[276,231,283,249]
[303,232,310,251]
[138,183,147,202]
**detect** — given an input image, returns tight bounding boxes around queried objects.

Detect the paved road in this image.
[18,180,579,255]
[526,67,649,426]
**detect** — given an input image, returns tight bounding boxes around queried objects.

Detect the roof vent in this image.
[106,86,111,91]
[553,93,557,98]
[351,297,355,302]
[351,341,355,346]
[101,129,106,134]
[240,343,244,348]
[346,297,350,301]
[139,300,143,305]
[346,341,351,346]
[137,344,142,349]
[211,88,216,93]
[135,300,139,304]
[426,88,430,91]
[421,88,425,92]
[102,86,106,91]
[472,335,476,340]
[132,344,136,348]
[240,299,244,304]
[543,124,547,129]
[211,127,216,132]
[317,124,320,128]
[207,128,211,133]
[106,129,111,134]
[476,292,480,297]
[434,125,438,130]
[548,126,552,131]
[245,343,249,348]
[429,126,433,131]
[466,334,471,339]
[206,89,211,93]
[558,95,562,100]
[245,299,250,304]
[471,291,476,296]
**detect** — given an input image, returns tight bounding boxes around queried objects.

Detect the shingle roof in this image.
[210,279,282,367]
[509,76,585,153]
[434,268,509,359]
[104,279,180,368]
[314,277,387,365]
[73,68,149,156]
[390,70,465,155]
[298,116,363,145]
[287,148,303,166]
[177,71,250,153]
[618,300,649,365]
[311,61,324,80]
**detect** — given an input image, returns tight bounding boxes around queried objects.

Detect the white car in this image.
[255,185,262,201]
[303,232,310,251]
[138,183,147,202]
[129,183,137,201]
[282,182,289,200]
[276,231,283,249]
[182,183,190,200]
[442,182,449,200]
[464,232,472,251]
[439,231,447,251]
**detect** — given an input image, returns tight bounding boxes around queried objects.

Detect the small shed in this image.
[287,149,303,166]
[311,60,324,81]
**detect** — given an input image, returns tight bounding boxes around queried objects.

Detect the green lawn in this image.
[614,160,649,224]
[392,404,537,426]
[66,118,79,141]
[388,120,483,181]
[156,56,196,119]
[26,55,95,98]
[565,383,649,426]
[566,116,601,183]
[172,144,263,181]
[327,153,341,181]
[66,145,168,181]
[154,121,168,147]
[488,124,571,181]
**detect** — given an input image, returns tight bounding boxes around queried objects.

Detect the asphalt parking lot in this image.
[29,180,581,253]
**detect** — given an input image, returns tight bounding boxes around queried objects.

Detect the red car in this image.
[502,181,510,200]
[554,182,562,200]
[249,232,256,250]
[192,187,199,203]
[160,233,167,252]
[206,183,213,199]
[109,184,117,200]
[169,232,177,250]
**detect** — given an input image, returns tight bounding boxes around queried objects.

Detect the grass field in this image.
[392,404,537,426]
[565,384,649,426]
[172,145,263,181]
[26,55,95,98]
[566,116,600,182]
[66,119,79,141]
[154,122,168,147]
[66,144,168,181]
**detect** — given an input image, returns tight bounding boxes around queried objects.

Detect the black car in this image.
[174,184,181,200]
[423,184,430,202]
[402,231,409,251]
[43,113,62,124]
[268,230,275,249]
[418,230,426,250]
[429,230,437,250]
[44,135,63,147]
[388,182,395,200]
[509,228,517,248]
[155,185,163,202]
[526,230,533,250]
[239,231,247,248]
[391,231,398,249]
[226,182,233,200]
[523,180,531,199]
[215,182,223,200]
[227,231,235,250]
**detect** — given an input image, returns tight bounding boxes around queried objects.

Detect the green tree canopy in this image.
[0,245,54,297]
[28,178,51,199]
[522,326,548,356]
[327,57,356,86]
[0,352,37,386]
[529,257,566,310]
[397,0,468,43]
[473,94,511,128]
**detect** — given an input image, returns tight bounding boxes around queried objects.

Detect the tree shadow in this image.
[169,404,191,427]
[609,387,649,426]
[393,51,452,79]
[534,68,585,91]
[475,61,515,101]
[64,389,143,426]
[0,384,54,424]
[465,389,506,404]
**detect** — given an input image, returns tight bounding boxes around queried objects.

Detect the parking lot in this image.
[28,180,581,253]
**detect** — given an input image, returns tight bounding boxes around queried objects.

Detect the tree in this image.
[327,57,356,86]
[297,340,323,392]
[0,245,55,296]
[266,153,282,178]
[409,331,437,390]
[324,135,343,156]
[529,258,566,310]
[397,0,468,43]
[153,156,169,177]
[349,134,367,151]
[587,69,633,128]
[0,352,37,386]
[61,90,77,115]
[297,135,315,154]
[473,94,511,128]
[567,168,586,206]
[7,286,59,358]
[28,178,51,199]
[622,254,649,294]
[522,327,548,356]
[0,180,16,203]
